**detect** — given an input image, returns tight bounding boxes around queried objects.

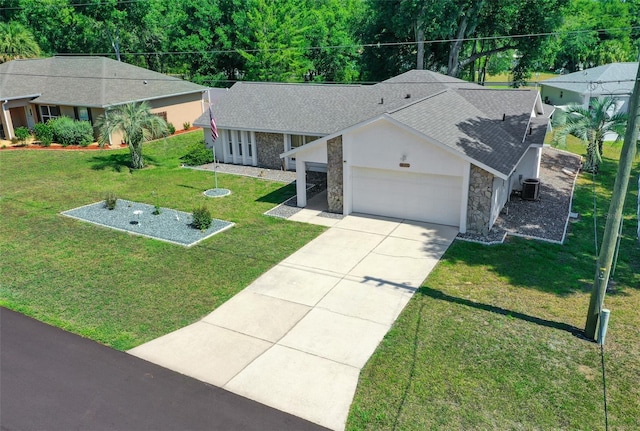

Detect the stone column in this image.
[466,165,493,235]
[327,136,343,213]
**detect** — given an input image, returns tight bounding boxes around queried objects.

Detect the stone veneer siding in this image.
[255,132,284,169]
[466,165,493,235]
[327,136,343,213]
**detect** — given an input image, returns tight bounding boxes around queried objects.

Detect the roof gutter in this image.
[101,88,206,109]
[1,93,41,101]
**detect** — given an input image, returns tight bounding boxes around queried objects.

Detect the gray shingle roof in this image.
[388,89,539,176]
[0,56,206,107]
[540,62,638,96]
[194,70,546,177]
[195,80,453,135]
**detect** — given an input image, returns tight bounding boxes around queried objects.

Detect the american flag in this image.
[209,107,218,141]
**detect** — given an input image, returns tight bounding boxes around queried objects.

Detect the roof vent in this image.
[405,94,411,99]
[379,97,384,104]
[502,113,506,121]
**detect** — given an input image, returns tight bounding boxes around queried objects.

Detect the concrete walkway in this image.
[129,212,457,430]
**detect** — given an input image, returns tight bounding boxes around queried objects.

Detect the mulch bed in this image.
[0,127,202,151]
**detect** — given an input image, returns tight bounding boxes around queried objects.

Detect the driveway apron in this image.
[129,214,458,430]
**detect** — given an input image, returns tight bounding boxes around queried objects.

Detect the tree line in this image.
[1,0,638,86]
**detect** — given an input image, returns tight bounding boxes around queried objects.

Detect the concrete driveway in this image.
[130,214,457,430]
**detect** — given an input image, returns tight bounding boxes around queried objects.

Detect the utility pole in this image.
[584,54,640,340]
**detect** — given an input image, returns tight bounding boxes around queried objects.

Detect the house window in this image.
[290,135,317,161]
[291,135,304,149]
[291,135,317,149]
[247,132,253,157]
[40,105,60,122]
[238,132,243,156]
[74,106,92,123]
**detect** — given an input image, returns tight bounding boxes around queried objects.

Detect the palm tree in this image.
[0,22,41,63]
[96,102,168,169]
[552,96,628,173]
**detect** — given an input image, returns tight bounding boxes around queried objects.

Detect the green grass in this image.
[2,129,638,429]
[0,131,324,350]
[347,143,640,430]
[485,71,558,83]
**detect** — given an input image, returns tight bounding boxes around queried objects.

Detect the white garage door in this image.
[352,167,462,226]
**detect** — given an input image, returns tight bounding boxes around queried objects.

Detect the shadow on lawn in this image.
[438,239,594,296]
[419,286,585,338]
[176,184,203,191]
[89,153,159,172]
[255,184,296,204]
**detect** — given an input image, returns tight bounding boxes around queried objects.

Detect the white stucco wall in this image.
[509,146,541,192]
[491,176,509,228]
[540,86,584,107]
[345,118,467,176]
[342,118,468,228]
[292,140,328,164]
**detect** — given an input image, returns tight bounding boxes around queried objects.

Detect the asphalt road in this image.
[0,307,330,431]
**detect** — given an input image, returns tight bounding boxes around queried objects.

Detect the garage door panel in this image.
[352,167,461,226]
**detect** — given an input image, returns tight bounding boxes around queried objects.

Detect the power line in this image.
[1,69,638,86]
[44,26,640,57]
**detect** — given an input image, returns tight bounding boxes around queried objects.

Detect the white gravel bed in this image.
[460,147,581,244]
[495,147,581,244]
[61,199,234,247]
[264,195,302,219]
[187,163,296,183]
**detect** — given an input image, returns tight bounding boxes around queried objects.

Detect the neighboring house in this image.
[0,56,207,143]
[540,62,638,114]
[194,70,552,235]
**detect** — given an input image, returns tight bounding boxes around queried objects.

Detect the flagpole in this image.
[213,146,218,190]
[209,105,219,190]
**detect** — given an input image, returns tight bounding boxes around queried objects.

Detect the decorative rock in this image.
[204,188,231,198]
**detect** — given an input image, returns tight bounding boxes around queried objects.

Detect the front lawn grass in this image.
[0,131,324,350]
[347,143,639,430]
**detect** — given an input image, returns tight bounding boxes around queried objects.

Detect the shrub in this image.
[14,126,30,143]
[191,205,212,230]
[180,140,214,166]
[34,122,53,147]
[49,117,94,146]
[152,205,161,215]
[104,192,118,210]
[182,121,191,130]
[167,123,176,135]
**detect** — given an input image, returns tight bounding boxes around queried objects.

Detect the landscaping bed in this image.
[62,199,234,247]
